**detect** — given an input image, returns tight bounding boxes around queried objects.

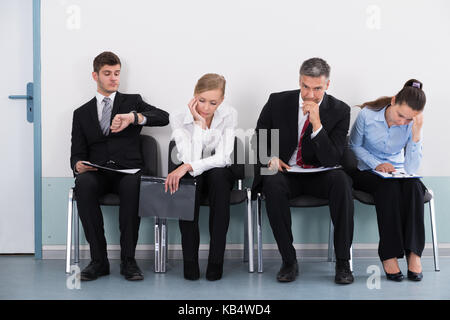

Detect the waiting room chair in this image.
[65,135,158,274]
[255,193,340,273]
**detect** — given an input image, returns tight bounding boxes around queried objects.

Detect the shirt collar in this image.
[96,91,117,105]
[374,105,389,122]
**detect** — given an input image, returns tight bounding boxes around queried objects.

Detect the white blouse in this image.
[170,103,238,177]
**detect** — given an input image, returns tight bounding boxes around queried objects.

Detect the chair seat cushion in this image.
[200,189,247,206]
[289,195,329,207]
[352,190,375,205]
[353,189,432,205]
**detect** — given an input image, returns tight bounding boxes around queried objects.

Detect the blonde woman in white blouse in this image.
[165,73,238,281]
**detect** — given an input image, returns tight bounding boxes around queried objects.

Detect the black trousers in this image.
[74,170,142,261]
[179,167,235,264]
[262,169,354,264]
[350,170,426,261]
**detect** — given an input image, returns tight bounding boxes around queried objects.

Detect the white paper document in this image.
[286,165,342,173]
[82,161,141,175]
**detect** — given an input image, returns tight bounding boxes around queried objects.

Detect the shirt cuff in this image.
[311,125,323,139]
[138,115,147,125]
[188,160,203,177]
[408,138,422,151]
[365,157,383,170]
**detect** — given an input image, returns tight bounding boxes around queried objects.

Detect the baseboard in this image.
[42,243,450,260]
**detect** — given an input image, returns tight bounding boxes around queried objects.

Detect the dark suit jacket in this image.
[70,92,169,172]
[251,89,350,195]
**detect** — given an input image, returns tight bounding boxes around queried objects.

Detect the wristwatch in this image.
[131,111,138,125]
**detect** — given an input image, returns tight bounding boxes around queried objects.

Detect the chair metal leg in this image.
[246,189,254,273]
[328,217,351,270]
[428,190,440,271]
[73,203,79,264]
[165,220,169,264]
[154,217,160,272]
[256,193,263,273]
[65,188,74,274]
[161,218,167,273]
[328,219,334,262]
[243,199,249,264]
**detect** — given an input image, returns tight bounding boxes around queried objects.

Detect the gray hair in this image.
[299,57,330,78]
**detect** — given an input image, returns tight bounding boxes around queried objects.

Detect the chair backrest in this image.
[168,137,245,180]
[140,135,158,176]
[341,136,358,173]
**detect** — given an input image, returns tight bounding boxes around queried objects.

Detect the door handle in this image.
[8,82,34,123]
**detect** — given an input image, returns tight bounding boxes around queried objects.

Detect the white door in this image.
[0,0,34,253]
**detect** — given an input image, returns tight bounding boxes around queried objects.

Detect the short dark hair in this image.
[93,51,121,73]
[299,57,330,78]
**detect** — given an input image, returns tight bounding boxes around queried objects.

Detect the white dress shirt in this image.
[170,103,238,177]
[287,94,323,167]
[95,91,147,125]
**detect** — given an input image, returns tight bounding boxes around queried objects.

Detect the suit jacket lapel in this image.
[87,97,104,136]
[288,89,301,146]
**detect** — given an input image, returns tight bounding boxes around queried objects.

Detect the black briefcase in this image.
[138,176,196,221]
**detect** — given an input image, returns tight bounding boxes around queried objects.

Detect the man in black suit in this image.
[71,51,169,281]
[252,57,354,284]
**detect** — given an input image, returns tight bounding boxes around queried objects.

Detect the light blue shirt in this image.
[349,106,423,174]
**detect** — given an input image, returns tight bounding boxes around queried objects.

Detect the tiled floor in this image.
[0,256,448,300]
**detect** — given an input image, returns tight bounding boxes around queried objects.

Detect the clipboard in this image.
[138,176,196,221]
[371,168,422,179]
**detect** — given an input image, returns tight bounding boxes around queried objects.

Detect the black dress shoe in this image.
[206,262,223,281]
[335,259,354,285]
[80,260,110,281]
[120,258,144,281]
[407,270,423,281]
[276,261,298,282]
[183,260,200,280]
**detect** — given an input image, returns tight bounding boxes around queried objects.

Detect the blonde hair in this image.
[194,73,226,96]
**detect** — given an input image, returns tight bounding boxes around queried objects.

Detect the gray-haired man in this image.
[252,57,354,284]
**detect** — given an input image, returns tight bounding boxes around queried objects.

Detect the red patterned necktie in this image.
[296,116,316,168]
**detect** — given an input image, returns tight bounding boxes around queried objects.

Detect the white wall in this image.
[41,0,450,177]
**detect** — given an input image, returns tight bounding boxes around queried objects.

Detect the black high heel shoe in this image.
[407,270,423,281]
[382,260,404,282]
[406,254,423,281]
[384,270,404,282]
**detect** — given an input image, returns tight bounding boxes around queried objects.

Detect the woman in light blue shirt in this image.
[349,79,426,282]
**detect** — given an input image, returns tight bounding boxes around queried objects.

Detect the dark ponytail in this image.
[359,79,426,111]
